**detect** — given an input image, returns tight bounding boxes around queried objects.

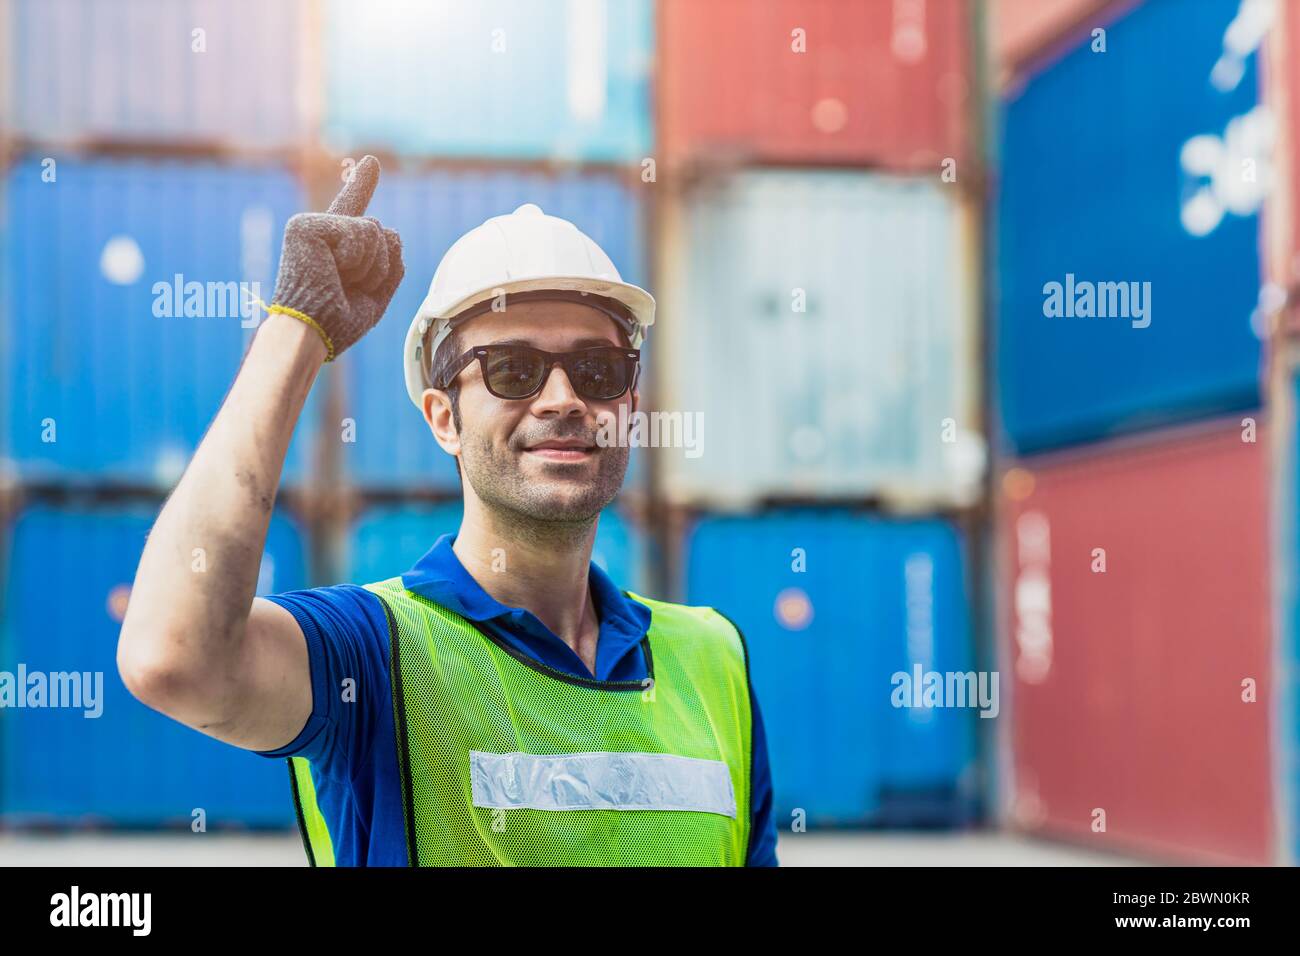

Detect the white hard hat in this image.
[403,202,655,409]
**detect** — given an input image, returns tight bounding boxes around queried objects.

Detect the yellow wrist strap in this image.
[265,303,336,362]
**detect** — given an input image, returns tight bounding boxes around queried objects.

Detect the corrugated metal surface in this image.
[658,0,970,170]
[1288,373,1300,866]
[10,0,306,146]
[341,168,648,491]
[0,0,13,134]
[322,0,652,161]
[1,156,316,486]
[347,502,645,592]
[659,170,980,507]
[992,0,1134,81]
[997,0,1265,453]
[347,503,463,585]
[1287,0,1300,270]
[1001,419,1274,863]
[685,510,978,826]
[0,504,305,826]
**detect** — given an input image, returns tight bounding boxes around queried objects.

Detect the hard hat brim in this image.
[403,275,655,409]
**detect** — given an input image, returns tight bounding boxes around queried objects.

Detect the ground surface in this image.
[0,830,1152,866]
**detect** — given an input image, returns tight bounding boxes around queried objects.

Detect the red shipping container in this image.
[657,0,970,171]
[1283,0,1300,278]
[1001,419,1276,864]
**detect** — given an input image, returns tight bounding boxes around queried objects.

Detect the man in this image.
[119,156,778,866]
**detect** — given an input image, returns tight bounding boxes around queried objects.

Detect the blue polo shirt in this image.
[257,533,779,866]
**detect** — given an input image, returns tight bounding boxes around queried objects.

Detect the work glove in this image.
[267,155,405,360]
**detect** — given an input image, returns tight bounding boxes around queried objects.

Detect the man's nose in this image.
[530,362,586,415]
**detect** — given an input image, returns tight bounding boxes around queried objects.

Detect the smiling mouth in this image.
[522,447,595,463]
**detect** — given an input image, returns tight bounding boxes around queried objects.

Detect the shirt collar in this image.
[400,532,652,652]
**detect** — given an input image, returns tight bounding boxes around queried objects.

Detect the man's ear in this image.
[423,388,462,457]
[630,387,640,415]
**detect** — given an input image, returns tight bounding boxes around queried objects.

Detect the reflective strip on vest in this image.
[469,750,738,817]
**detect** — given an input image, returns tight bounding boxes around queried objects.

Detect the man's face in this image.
[422,300,638,523]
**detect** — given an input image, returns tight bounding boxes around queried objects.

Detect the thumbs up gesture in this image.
[268,155,405,361]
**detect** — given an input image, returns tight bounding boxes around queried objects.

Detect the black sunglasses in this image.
[436,344,641,401]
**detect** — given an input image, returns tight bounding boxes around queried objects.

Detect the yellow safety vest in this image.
[289,577,753,866]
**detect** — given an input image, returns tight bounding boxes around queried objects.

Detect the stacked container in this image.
[1,504,306,825]
[1,0,665,830]
[317,0,654,591]
[1271,0,1300,868]
[0,0,314,828]
[657,0,985,827]
[993,0,1282,862]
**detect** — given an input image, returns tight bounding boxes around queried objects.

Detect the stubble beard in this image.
[459,424,629,547]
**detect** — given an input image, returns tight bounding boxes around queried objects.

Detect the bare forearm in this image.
[119,155,400,749]
[120,314,325,700]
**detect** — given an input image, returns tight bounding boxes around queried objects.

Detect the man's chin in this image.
[464,450,625,519]
[511,473,621,521]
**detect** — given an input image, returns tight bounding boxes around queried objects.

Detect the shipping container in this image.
[1,155,317,486]
[658,169,981,508]
[1000,417,1275,863]
[8,0,308,147]
[340,167,649,492]
[1284,372,1300,866]
[321,0,652,161]
[685,509,978,826]
[992,0,1134,84]
[658,0,971,171]
[1284,0,1300,273]
[346,501,645,593]
[996,0,1266,453]
[0,503,306,826]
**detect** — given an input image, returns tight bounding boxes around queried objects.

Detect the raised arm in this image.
[117,156,404,753]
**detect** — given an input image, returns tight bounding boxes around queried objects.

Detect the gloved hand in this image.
[268,155,405,361]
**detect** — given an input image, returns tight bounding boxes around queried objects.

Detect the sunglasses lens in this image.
[568,349,630,400]
[484,347,546,398]
[479,345,635,400]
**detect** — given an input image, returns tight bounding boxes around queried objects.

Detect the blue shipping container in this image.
[322,0,652,160]
[340,167,648,491]
[1,156,317,485]
[685,510,978,826]
[346,502,645,595]
[0,504,306,826]
[996,0,1264,452]
[10,0,307,147]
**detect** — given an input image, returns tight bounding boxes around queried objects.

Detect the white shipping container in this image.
[321,0,652,161]
[8,0,308,147]
[656,170,982,508]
